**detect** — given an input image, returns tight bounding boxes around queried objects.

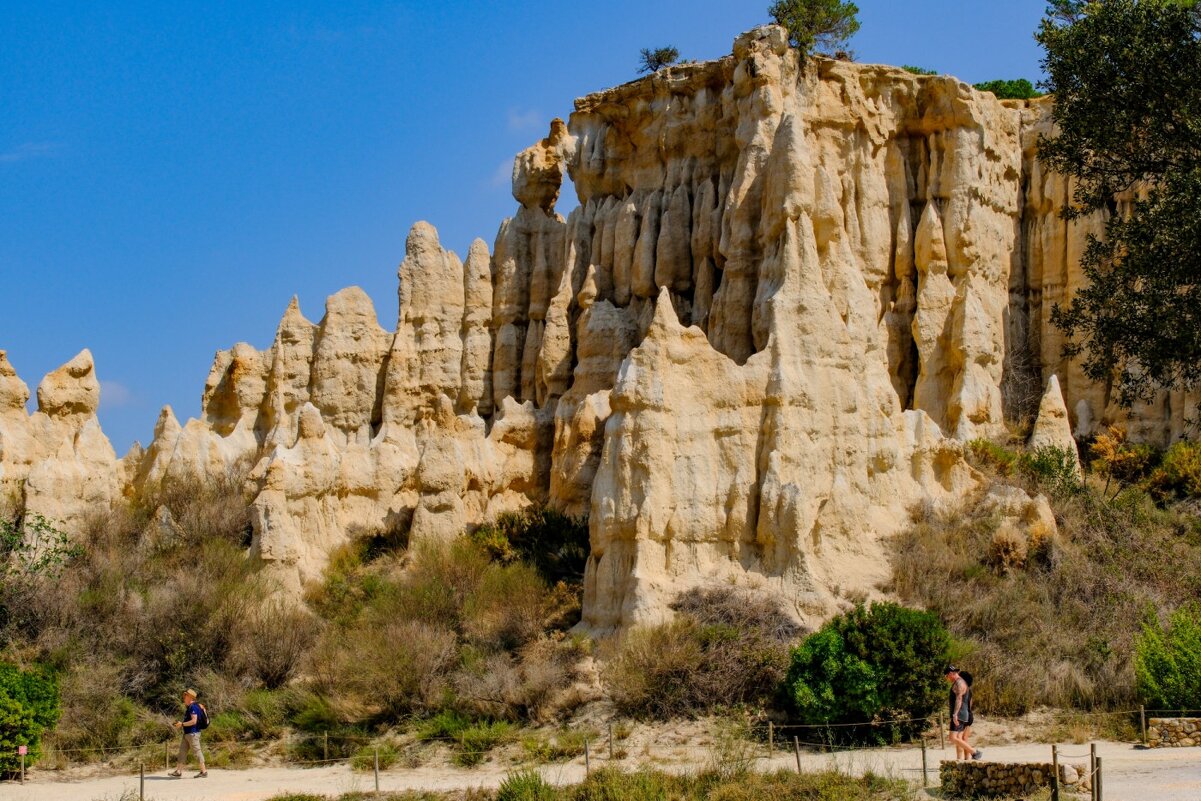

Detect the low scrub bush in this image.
[605,587,800,718]
[0,662,60,774]
[471,505,589,588]
[520,727,595,762]
[782,602,949,744]
[1148,441,1201,501]
[350,741,401,771]
[891,480,1201,713]
[1135,602,1201,710]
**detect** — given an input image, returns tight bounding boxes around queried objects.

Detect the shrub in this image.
[902,65,937,75]
[1148,441,1201,501]
[498,769,556,801]
[227,601,320,688]
[0,662,60,774]
[1019,445,1082,496]
[471,506,589,588]
[968,439,1019,476]
[782,602,950,744]
[606,588,799,718]
[453,719,515,766]
[973,78,1043,99]
[769,0,860,55]
[350,741,400,771]
[891,481,1201,713]
[1135,603,1201,710]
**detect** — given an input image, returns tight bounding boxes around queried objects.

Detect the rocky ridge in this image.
[2,27,1196,630]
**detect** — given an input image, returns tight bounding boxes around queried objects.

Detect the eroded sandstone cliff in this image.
[2,26,1195,629]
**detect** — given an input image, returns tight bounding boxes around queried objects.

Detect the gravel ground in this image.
[4,740,1199,801]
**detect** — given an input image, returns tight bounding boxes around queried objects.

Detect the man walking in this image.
[944,666,982,761]
[168,688,207,778]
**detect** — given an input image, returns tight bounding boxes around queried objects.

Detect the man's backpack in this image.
[196,703,210,731]
[960,670,974,687]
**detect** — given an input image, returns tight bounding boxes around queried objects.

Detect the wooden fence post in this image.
[608,723,614,760]
[920,736,928,787]
[584,738,591,776]
[938,715,945,751]
[1140,706,1147,744]
[323,731,329,762]
[793,737,801,773]
[1051,744,1060,801]
[1095,756,1103,801]
[768,722,774,758]
[374,746,379,794]
[1090,743,1097,801]
[139,762,145,801]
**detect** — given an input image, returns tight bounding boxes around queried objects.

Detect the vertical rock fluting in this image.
[3,25,1197,624]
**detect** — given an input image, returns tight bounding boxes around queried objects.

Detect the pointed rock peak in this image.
[0,350,30,412]
[154,405,182,438]
[280,295,312,326]
[646,287,683,340]
[37,349,100,417]
[297,402,326,440]
[466,238,490,262]
[578,264,600,309]
[915,200,948,274]
[324,286,380,324]
[406,221,443,258]
[1028,374,1080,471]
[122,440,145,463]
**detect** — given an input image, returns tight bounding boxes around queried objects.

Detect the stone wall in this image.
[940,760,1089,798]
[1148,717,1201,747]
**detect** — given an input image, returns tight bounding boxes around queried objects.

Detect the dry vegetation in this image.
[890,435,1201,716]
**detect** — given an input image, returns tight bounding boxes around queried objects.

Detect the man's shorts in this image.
[950,714,974,732]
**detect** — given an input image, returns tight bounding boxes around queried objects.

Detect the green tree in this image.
[0,663,60,775]
[1135,603,1201,709]
[638,46,680,74]
[769,0,861,55]
[782,602,951,744]
[1037,0,1201,403]
[973,78,1043,99]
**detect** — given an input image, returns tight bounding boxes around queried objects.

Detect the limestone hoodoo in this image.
[2,25,1196,629]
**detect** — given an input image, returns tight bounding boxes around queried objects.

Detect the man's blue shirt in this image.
[183,702,202,734]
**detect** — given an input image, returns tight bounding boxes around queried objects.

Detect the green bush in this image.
[782,603,949,743]
[1148,441,1201,500]
[974,78,1043,99]
[498,769,557,801]
[769,0,861,55]
[1135,603,1201,710]
[471,506,589,588]
[902,65,937,75]
[1019,445,1082,496]
[0,663,60,774]
[350,741,400,771]
[968,439,1019,476]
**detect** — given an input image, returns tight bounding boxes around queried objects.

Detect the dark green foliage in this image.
[471,505,589,588]
[1038,0,1201,403]
[769,0,860,55]
[1018,445,1083,497]
[0,663,60,774]
[605,588,801,718]
[901,65,937,75]
[1136,602,1201,709]
[1148,441,1201,500]
[638,46,680,73]
[973,78,1043,99]
[782,603,950,744]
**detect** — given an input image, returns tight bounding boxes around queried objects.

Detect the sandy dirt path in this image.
[4,740,1199,801]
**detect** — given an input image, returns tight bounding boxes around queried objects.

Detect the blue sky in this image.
[1,0,1049,452]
